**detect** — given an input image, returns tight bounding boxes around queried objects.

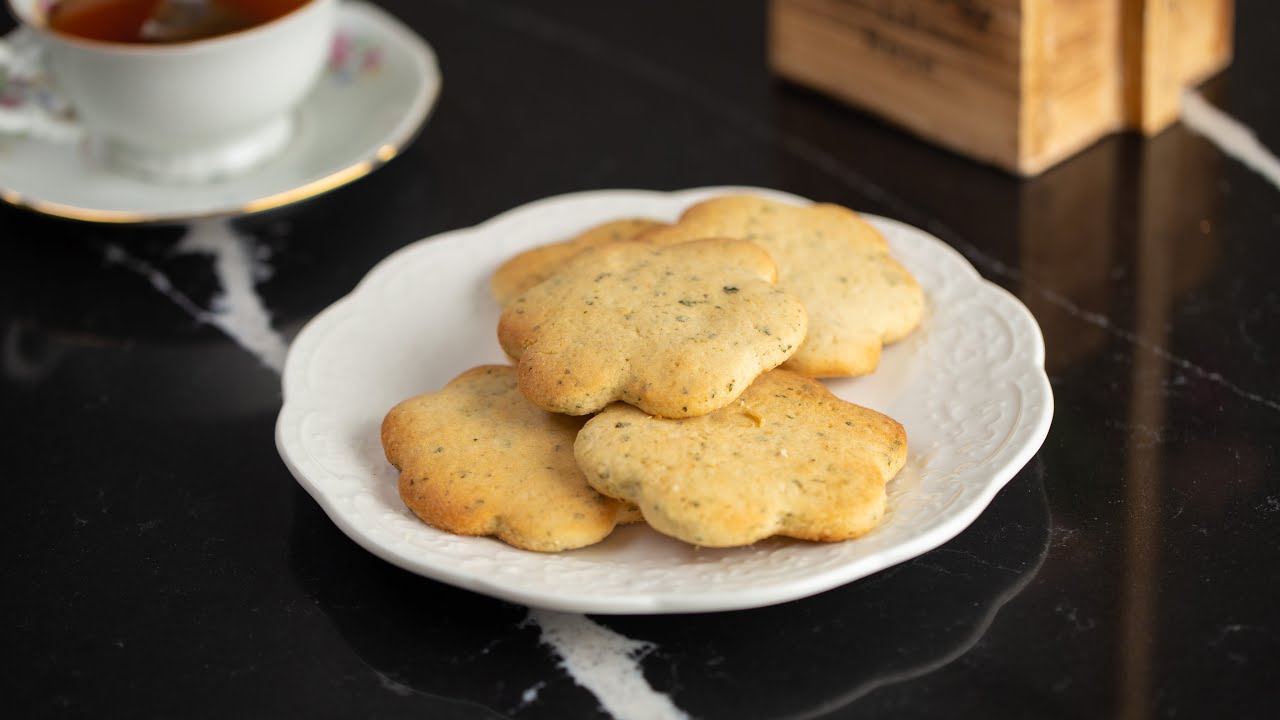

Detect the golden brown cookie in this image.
[638,195,924,377]
[491,218,665,307]
[381,365,627,552]
[497,238,808,418]
[574,369,907,547]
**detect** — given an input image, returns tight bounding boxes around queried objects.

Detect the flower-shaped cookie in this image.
[490,218,664,307]
[575,369,907,547]
[498,238,808,418]
[639,196,924,377]
[381,365,627,552]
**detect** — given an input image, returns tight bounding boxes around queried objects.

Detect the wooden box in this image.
[769,0,1234,175]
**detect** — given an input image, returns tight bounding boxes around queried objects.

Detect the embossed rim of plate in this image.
[275,186,1054,614]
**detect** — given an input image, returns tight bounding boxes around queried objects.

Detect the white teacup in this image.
[1,0,337,182]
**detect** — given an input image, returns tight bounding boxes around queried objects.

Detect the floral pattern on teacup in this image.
[0,28,80,142]
[328,31,382,83]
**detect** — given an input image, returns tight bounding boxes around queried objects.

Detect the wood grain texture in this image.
[770,0,1235,173]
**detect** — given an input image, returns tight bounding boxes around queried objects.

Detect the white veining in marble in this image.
[109,216,682,720]
[1034,284,1280,413]
[526,610,688,720]
[103,220,287,373]
[102,244,214,321]
[1182,89,1280,193]
[176,219,288,373]
[374,671,415,697]
[515,680,546,709]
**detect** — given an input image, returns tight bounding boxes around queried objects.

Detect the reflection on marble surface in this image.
[287,456,1049,719]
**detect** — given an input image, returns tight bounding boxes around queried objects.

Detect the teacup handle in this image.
[0,27,83,143]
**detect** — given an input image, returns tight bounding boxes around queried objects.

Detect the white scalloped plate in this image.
[275,187,1054,614]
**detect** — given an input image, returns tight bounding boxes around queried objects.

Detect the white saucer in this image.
[0,2,440,223]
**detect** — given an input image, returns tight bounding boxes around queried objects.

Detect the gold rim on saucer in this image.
[0,3,438,224]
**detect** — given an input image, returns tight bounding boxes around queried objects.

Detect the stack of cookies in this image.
[381,195,923,552]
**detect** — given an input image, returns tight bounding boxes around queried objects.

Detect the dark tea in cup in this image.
[46,0,311,44]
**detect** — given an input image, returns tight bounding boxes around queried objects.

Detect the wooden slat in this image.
[1123,0,1180,134]
[769,0,1235,173]
[771,0,1022,168]
[1022,0,1124,174]
[1172,0,1234,85]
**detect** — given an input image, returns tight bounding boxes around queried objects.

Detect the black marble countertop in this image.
[3,1,1278,718]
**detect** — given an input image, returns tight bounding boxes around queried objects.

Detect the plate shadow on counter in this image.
[287,459,1050,719]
